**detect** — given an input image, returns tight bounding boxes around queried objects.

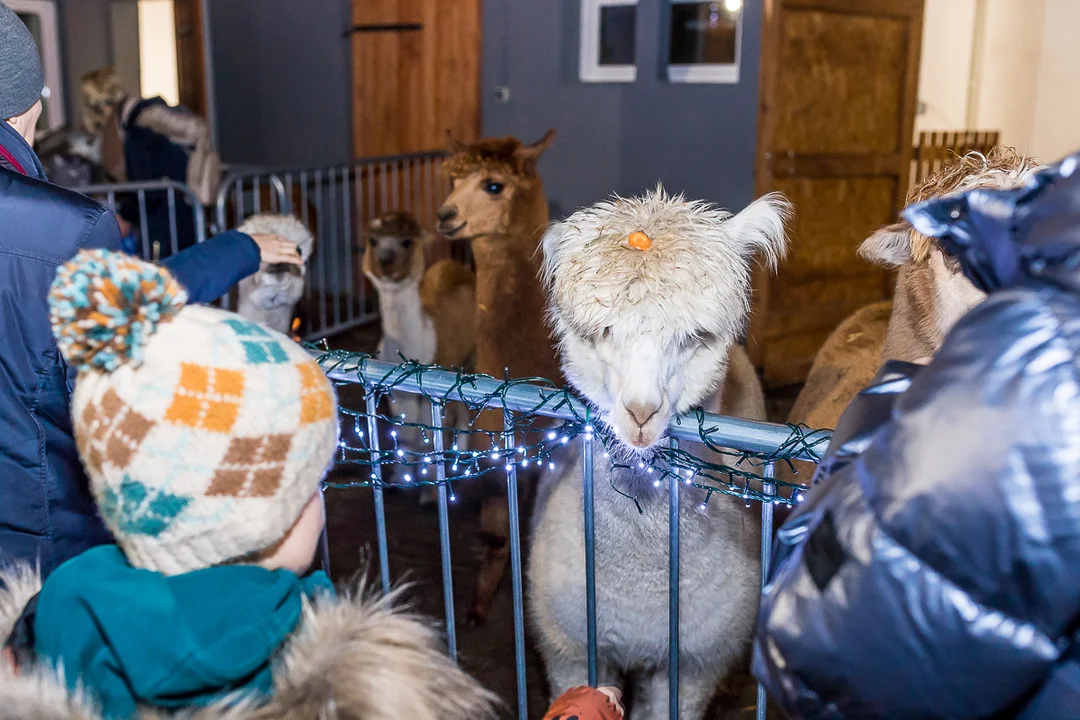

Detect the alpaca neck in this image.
[882,264,941,362]
[370,276,436,364]
[470,183,560,382]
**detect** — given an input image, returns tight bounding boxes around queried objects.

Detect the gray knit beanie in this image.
[0,1,44,119]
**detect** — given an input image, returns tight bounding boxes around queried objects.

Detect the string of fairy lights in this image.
[314,348,830,508]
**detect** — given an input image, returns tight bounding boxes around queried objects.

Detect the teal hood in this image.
[33,545,333,719]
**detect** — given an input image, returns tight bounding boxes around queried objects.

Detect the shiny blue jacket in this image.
[0,123,260,576]
[754,152,1080,719]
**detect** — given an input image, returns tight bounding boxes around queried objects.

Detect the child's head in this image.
[49,250,339,576]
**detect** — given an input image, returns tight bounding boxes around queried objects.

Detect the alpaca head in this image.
[236,214,313,313]
[437,129,556,242]
[363,211,425,284]
[542,186,790,450]
[860,148,1040,342]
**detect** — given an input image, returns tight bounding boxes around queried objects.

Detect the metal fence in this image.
[214,151,458,340]
[313,350,831,720]
[76,179,208,263]
[76,151,458,341]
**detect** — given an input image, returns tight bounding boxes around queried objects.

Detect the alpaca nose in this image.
[625,401,660,428]
[437,205,458,223]
[264,262,292,275]
[378,249,395,267]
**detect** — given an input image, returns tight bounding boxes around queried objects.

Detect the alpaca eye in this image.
[401,238,413,249]
[483,180,505,196]
[368,237,377,247]
[601,327,612,340]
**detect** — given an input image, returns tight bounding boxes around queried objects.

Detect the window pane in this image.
[599,5,635,66]
[669,2,738,65]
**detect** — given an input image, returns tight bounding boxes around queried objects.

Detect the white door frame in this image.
[6,0,66,130]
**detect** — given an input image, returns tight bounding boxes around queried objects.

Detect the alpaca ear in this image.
[445,129,468,154]
[516,129,556,176]
[726,192,791,270]
[519,129,557,160]
[859,222,911,268]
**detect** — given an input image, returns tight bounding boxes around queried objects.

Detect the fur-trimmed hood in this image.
[0,567,498,720]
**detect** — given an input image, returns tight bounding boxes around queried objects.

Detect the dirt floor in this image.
[319,322,796,719]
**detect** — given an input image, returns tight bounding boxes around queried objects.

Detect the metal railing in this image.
[76,179,208,263]
[214,151,456,341]
[77,151,457,342]
[314,351,831,720]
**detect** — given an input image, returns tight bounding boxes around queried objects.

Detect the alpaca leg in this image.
[542,649,621,702]
[631,666,722,720]
[467,494,510,627]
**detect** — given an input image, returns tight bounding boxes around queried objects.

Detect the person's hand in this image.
[249,233,303,266]
[115,213,132,238]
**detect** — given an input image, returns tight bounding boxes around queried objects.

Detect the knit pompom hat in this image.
[49,250,339,575]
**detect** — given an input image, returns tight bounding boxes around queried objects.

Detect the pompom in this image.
[49,250,188,373]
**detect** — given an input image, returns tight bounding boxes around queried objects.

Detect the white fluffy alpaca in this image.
[236,214,314,335]
[529,186,790,720]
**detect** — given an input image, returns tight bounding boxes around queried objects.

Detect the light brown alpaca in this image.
[364,211,476,370]
[437,129,560,626]
[364,211,476,495]
[784,148,1039,482]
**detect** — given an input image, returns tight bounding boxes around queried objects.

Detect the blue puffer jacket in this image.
[0,123,260,577]
[754,151,1080,719]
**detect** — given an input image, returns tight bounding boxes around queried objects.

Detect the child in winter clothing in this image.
[0,250,497,720]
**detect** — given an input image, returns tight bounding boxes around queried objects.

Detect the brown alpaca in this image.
[784,148,1039,483]
[364,211,476,496]
[437,129,559,626]
[363,211,476,370]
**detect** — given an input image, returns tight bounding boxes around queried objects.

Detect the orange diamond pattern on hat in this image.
[165,363,245,433]
[69,303,340,576]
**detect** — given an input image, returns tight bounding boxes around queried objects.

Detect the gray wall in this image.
[59,0,113,128]
[208,0,353,167]
[483,0,763,219]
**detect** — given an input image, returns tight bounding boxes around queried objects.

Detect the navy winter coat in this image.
[0,122,260,576]
[753,152,1080,719]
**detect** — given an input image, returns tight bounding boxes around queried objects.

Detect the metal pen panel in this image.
[757,463,776,720]
[583,426,598,687]
[315,170,327,336]
[329,168,341,329]
[379,162,389,214]
[504,412,528,720]
[343,168,354,324]
[316,354,828,463]
[365,393,391,595]
[319,484,332,577]
[669,438,681,720]
[431,401,458,661]
[137,191,150,260]
[167,186,179,257]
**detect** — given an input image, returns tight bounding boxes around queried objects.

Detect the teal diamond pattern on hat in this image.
[223,317,289,365]
[100,477,192,537]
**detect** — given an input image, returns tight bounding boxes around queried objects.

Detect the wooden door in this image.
[173,0,206,117]
[751,0,924,388]
[350,0,482,157]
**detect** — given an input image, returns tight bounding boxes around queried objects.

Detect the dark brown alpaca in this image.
[437,129,560,625]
